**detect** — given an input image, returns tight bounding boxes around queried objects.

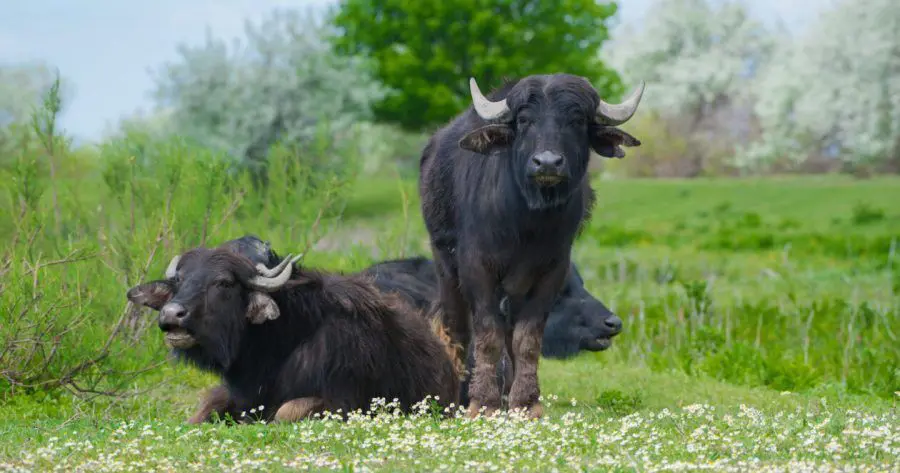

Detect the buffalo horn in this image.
[254,253,299,277]
[165,255,180,279]
[596,81,646,126]
[247,254,301,292]
[469,77,512,122]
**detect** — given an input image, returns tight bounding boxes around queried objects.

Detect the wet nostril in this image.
[162,304,186,318]
[533,151,564,168]
[604,316,623,332]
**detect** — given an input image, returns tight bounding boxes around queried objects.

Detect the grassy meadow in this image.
[0,132,898,471]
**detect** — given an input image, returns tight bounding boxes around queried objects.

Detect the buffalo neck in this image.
[220,279,330,394]
[458,152,588,247]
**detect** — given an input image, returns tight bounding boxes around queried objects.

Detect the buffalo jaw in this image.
[582,337,612,352]
[164,329,197,349]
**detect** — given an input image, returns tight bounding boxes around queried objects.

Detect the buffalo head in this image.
[459,74,644,209]
[125,246,300,369]
[540,264,623,358]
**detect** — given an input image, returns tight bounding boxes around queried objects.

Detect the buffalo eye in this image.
[569,115,587,128]
[516,114,533,128]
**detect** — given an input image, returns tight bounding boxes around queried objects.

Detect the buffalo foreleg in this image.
[507,264,568,419]
[274,397,325,423]
[187,384,235,424]
[461,260,506,418]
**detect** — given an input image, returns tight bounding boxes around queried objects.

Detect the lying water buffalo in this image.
[126,240,461,424]
[359,256,622,359]
[418,73,644,417]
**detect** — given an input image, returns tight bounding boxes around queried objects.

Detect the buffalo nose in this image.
[603,315,623,333]
[531,151,564,169]
[158,303,186,331]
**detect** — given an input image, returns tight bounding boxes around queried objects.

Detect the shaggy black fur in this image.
[418,73,641,416]
[126,239,460,424]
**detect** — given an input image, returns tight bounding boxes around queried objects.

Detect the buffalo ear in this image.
[590,126,641,159]
[126,281,173,311]
[246,292,280,324]
[459,124,514,154]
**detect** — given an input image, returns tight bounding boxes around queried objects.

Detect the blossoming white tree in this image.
[150,9,387,166]
[606,0,774,123]
[603,0,776,175]
[742,0,900,170]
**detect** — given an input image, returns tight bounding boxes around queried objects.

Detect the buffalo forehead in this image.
[173,248,255,280]
[509,76,597,113]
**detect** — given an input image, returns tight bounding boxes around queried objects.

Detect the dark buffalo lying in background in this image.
[418,73,644,418]
[126,239,460,424]
[359,256,623,359]
[361,256,623,407]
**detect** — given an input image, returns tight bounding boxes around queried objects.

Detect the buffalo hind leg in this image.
[274,397,325,423]
[432,247,471,356]
[188,384,234,424]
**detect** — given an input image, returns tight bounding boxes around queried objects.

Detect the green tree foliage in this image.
[330,0,624,131]
[150,9,388,168]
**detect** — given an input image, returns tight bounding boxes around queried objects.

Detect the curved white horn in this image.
[165,255,180,279]
[247,254,300,292]
[254,253,298,278]
[596,81,646,126]
[469,77,511,122]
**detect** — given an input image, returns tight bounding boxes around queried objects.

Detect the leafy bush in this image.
[851,202,886,225]
[0,97,359,398]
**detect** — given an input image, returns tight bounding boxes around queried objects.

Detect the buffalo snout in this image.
[577,300,623,352]
[158,302,187,331]
[527,151,567,185]
[602,314,623,335]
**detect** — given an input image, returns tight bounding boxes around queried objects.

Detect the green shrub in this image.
[0,112,359,397]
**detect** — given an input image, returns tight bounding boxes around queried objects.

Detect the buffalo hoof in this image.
[274,397,325,423]
[186,413,206,425]
[465,402,499,419]
[510,401,544,420]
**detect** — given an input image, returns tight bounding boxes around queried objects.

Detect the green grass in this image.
[1,134,899,472]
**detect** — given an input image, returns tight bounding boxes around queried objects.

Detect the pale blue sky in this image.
[2,0,825,142]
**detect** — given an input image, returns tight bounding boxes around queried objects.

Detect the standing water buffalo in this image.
[419,73,643,418]
[125,241,461,424]
[359,256,623,359]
